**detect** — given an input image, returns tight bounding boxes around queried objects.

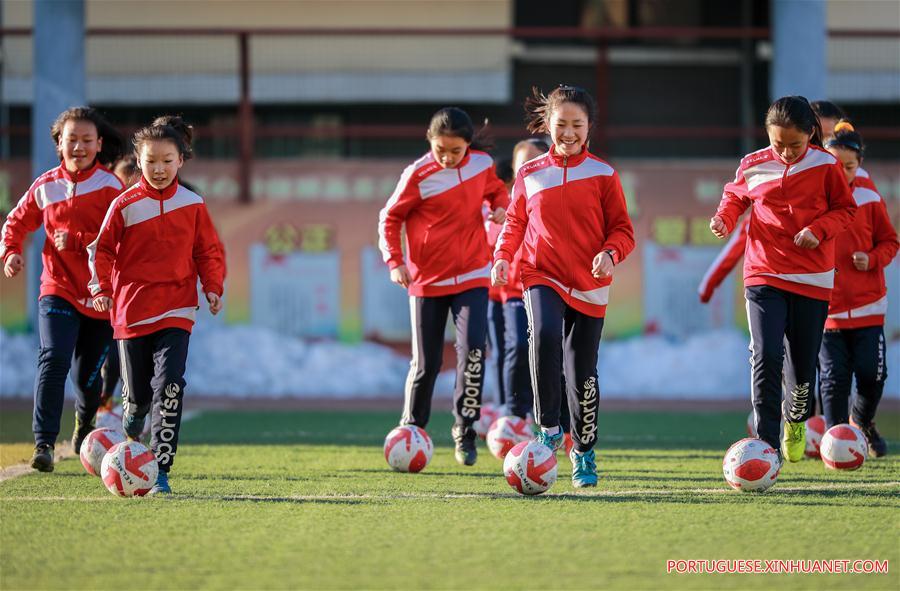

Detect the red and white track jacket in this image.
[715,145,856,301]
[494,147,635,318]
[88,177,226,339]
[378,150,509,297]
[698,216,749,303]
[1,162,123,319]
[826,175,898,329]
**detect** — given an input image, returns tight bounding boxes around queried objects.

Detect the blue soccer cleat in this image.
[148,471,172,495]
[535,429,564,452]
[570,449,598,488]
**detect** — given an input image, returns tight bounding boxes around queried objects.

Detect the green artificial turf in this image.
[1,409,897,590]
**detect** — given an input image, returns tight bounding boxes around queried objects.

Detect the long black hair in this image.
[765,96,824,147]
[426,107,493,151]
[524,85,597,135]
[50,107,125,167]
[133,115,194,160]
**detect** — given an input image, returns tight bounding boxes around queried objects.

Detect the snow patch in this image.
[1,325,897,400]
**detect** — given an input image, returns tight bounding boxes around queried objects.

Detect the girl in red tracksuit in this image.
[378,107,509,466]
[819,123,898,454]
[1,107,125,472]
[492,86,635,488]
[711,96,856,463]
[89,116,226,494]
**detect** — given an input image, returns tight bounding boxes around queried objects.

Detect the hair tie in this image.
[834,120,855,133]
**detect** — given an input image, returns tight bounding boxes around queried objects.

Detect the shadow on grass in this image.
[345,468,501,478]
[172,494,368,506]
[176,474,315,483]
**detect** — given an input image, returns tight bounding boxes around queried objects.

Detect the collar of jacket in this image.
[548,144,589,167]
[140,175,180,201]
[59,160,101,183]
[769,143,811,166]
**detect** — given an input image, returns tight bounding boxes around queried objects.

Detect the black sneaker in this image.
[30,444,55,472]
[854,421,887,458]
[451,424,477,466]
[71,414,95,454]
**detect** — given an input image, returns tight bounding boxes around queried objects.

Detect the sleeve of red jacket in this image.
[1,184,43,262]
[73,186,124,251]
[87,202,124,298]
[867,199,899,270]
[377,164,421,270]
[194,205,226,296]
[494,173,528,263]
[482,167,510,211]
[698,216,748,303]
[599,172,635,264]
[715,164,752,233]
[807,162,857,241]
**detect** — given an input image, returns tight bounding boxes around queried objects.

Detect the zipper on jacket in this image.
[455,167,464,284]
[159,198,165,239]
[561,156,575,293]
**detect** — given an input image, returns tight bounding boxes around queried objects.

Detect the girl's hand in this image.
[852,251,870,271]
[710,216,728,239]
[794,228,820,249]
[592,250,615,278]
[488,207,506,225]
[92,296,112,312]
[53,229,69,251]
[206,292,223,315]
[491,260,509,286]
[3,254,24,278]
[390,265,412,288]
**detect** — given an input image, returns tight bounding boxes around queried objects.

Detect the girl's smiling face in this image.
[59,119,101,172]
[549,102,589,158]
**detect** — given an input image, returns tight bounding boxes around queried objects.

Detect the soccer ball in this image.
[100,441,158,497]
[79,428,125,476]
[805,415,826,458]
[504,440,558,495]
[722,438,781,492]
[746,411,757,437]
[820,424,867,471]
[474,404,500,440]
[95,407,124,433]
[383,425,433,473]
[486,416,531,459]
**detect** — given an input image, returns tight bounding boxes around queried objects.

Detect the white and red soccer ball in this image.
[474,404,500,440]
[819,424,867,471]
[503,440,558,495]
[486,416,531,459]
[805,415,826,459]
[79,428,125,476]
[383,425,433,473]
[723,438,781,492]
[100,441,158,497]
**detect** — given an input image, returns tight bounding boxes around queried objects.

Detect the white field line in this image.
[2,480,898,503]
[0,411,202,483]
